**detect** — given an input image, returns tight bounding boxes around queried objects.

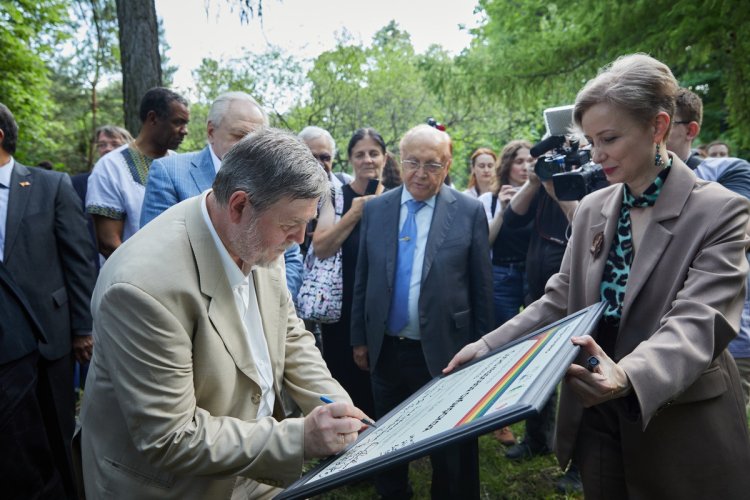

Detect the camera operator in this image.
[506,156,577,301]
[502,147,580,490]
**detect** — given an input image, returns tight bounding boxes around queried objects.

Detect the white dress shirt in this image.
[209,144,222,174]
[0,157,14,261]
[200,191,275,417]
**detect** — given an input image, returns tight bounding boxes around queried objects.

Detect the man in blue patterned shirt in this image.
[86,87,189,259]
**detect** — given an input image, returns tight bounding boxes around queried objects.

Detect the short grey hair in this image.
[95,125,133,144]
[213,127,328,212]
[298,125,336,156]
[208,91,268,128]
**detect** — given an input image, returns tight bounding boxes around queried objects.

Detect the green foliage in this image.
[312,430,580,499]
[470,0,750,155]
[181,46,305,152]
[6,0,750,174]
[280,22,541,189]
[43,0,123,172]
[0,0,68,164]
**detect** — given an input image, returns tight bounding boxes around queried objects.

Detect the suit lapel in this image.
[190,146,216,193]
[384,187,402,290]
[620,161,694,321]
[585,187,621,305]
[4,163,33,261]
[252,267,284,386]
[185,197,261,386]
[421,185,456,282]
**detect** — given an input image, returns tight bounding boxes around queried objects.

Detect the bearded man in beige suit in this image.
[78,128,368,499]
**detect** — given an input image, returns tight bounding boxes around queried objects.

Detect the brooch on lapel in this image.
[590,232,604,258]
[19,181,30,187]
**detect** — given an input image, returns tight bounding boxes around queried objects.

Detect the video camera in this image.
[531,105,608,201]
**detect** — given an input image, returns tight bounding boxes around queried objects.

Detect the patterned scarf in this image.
[600,164,671,325]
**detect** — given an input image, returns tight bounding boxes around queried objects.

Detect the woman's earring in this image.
[654,143,662,167]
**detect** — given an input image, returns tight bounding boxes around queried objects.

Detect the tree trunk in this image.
[115,0,161,136]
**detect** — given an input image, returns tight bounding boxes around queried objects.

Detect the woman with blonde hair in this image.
[447,54,750,497]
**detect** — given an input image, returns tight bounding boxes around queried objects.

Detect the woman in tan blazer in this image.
[446,54,750,499]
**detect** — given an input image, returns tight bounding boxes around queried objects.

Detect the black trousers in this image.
[370,336,479,500]
[38,353,77,499]
[0,351,65,499]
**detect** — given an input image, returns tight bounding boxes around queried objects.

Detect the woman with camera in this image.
[311,128,386,417]
[478,141,534,327]
[475,141,534,446]
[446,54,750,497]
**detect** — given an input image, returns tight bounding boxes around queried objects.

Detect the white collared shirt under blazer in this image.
[78,194,349,499]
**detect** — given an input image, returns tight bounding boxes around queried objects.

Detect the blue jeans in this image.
[492,264,526,328]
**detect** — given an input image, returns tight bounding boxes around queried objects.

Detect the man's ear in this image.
[206,121,215,143]
[687,121,701,141]
[227,191,250,223]
[146,110,158,125]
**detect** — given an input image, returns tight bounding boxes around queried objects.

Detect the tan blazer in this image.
[78,196,349,499]
[484,159,750,495]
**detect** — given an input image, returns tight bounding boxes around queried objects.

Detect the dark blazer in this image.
[0,260,46,364]
[483,159,750,495]
[3,162,96,360]
[70,171,100,272]
[351,185,494,376]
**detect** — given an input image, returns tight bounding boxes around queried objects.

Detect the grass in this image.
[76,386,750,498]
[315,410,750,499]
[313,422,582,500]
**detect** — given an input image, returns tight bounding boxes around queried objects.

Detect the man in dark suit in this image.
[351,124,493,499]
[0,260,65,499]
[0,103,97,498]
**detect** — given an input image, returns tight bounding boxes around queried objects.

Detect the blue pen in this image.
[320,395,378,428]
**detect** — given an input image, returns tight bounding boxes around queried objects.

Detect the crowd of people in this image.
[2,51,750,500]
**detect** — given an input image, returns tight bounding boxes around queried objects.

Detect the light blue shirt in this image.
[0,157,14,261]
[393,188,436,340]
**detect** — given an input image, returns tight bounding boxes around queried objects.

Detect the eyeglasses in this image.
[96,141,122,149]
[401,159,444,174]
[313,153,332,163]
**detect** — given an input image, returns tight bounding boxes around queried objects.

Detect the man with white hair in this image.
[141,91,303,296]
[351,124,493,499]
[298,125,353,188]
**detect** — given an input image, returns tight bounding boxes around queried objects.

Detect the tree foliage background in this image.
[0,0,747,185]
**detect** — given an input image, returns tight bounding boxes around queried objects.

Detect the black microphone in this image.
[530,135,566,158]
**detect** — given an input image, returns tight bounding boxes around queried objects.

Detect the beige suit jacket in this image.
[484,159,750,493]
[79,196,349,499]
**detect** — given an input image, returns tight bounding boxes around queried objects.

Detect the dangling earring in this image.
[654,143,663,167]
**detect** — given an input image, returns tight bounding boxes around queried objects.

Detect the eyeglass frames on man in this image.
[401,159,444,174]
[313,153,332,163]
